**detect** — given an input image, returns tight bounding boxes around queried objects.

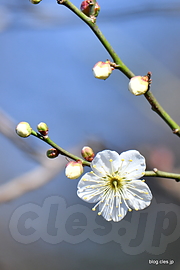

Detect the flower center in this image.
[109,176,123,190]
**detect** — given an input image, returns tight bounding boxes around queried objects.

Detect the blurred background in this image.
[0,0,180,269]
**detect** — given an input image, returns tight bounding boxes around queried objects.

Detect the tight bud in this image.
[81,146,94,161]
[29,0,42,4]
[37,122,49,136]
[46,148,59,159]
[128,75,149,96]
[16,122,32,138]
[93,61,113,80]
[65,161,83,179]
[80,1,100,17]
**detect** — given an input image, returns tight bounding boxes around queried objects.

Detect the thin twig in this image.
[57,0,180,138]
[27,130,180,182]
[31,130,91,166]
[145,169,180,182]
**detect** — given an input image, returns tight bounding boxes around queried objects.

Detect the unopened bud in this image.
[128,75,149,96]
[37,122,49,136]
[93,61,113,80]
[80,1,100,17]
[81,146,94,161]
[65,161,83,179]
[46,148,59,159]
[16,122,32,138]
[29,0,42,4]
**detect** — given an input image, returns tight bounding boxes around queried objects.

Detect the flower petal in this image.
[125,180,152,210]
[99,193,128,222]
[77,172,106,203]
[91,150,121,177]
[119,150,146,180]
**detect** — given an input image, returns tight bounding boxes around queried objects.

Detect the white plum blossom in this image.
[77,150,152,222]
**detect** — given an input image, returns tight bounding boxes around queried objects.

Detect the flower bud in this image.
[128,75,149,96]
[29,0,42,4]
[80,1,100,17]
[46,148,59,159]
[16,122,32,138]
[81,146,94,161]
[65,161,83,179]
[93,61,113,80]
[37,122,49,136]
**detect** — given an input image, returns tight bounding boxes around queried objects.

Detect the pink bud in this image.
[80,1,100,17]
[128,75,149,96]
[29,0,42,4]
[93,61,113,80]
[81,146,95,161]
[37,122,49,136]
[65,161,83,179]
[46,148,59,159]
[16,122,32,138]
